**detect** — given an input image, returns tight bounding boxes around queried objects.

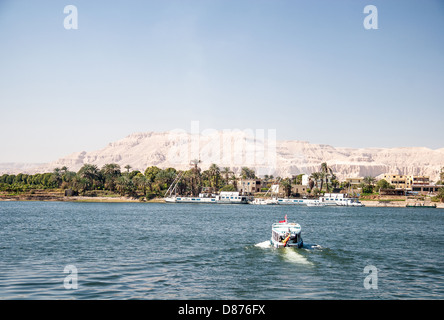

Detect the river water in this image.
[0,201,442,299]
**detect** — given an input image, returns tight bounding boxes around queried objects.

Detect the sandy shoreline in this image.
[360,200,444,209]
[0,195,165,203]
[0,196,443,208]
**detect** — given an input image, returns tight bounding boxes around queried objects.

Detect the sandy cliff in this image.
[3,131,443,181]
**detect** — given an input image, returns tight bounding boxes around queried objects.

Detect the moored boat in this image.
[163,170,251,204]
[306,200,326,207]
[270,215,303,248]
[165,192,251,204]
[318,193,364,207]
[406,203,436,208]
[251,198,279,205]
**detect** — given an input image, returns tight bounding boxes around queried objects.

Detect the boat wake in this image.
[281,248,313,265]
[254,240,313,265]
[302,243,324,250]
[254,240,271,248]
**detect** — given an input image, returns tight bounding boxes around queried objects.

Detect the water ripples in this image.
[0,202,443,299]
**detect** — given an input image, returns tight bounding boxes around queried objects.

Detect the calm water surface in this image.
[0,201,443,299]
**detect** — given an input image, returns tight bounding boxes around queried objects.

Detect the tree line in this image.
[1,162,443,201]
[0,163,260,199]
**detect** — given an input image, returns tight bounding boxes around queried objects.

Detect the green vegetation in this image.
[308,162,337,195]
[1,162,443,203]
[0,162,244,200]
[375,178,394,190]
[436,187,444,202]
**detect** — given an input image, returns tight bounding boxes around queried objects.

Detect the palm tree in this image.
[342,181,351,193]
[229,174,239,191]
[241,167,255,179]
[116,176,128,195]
[116,176,136,196]
[292,174,303,185]
[363,176,376,186]
[208,163,221,191]
[78,164,100,189]
[437,187,444,202]
[318,172,326,191]
[102,163,121,176]
[155,169,176,190]
[362,176,376,193]
[62,170,76,184]
[124,165,132,174]
[189,159,202,197]
[221,167,233,186]
[308,178,315,190]
[133,174,150,195]
[310,172,320,189]
[281,178,292,198]
[364,176,376,186]
[72,175,89,195]
[101,163,121,191]
[320,162,334,191]
[144,166,161,190]
[51,168,62,187]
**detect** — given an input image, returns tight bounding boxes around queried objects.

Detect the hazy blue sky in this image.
[0,0,443,163]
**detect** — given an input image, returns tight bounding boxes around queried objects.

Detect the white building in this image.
[301,174,310,186]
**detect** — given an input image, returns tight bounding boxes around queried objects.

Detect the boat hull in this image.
[406,204,436,208]
[271,222,303,248]
[270,238,303,248]
[164,196,249,204]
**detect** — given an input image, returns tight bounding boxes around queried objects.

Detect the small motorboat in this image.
[270,215,303,248]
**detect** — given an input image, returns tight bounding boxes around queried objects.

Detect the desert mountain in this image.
[3,131,444,181]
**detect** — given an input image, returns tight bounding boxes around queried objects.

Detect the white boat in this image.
[251,183,280,205]
[251,198,279,205]
[318,193,364,207]
[164,172,251,204]
[276,198,310,205]
[270,216,303,248]
[165,192,251,204]
[306,200,327,207]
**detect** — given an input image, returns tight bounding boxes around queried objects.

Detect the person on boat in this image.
[283,232,291,247]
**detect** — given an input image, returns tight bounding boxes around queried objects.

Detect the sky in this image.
[0,0,443,163]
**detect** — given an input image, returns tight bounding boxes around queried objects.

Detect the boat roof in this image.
[272,222,301,233]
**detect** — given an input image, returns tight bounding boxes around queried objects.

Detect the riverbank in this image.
[1,191,443,207]
[0,190,164,203]
[360,200,444,208]
[1,196,443,208]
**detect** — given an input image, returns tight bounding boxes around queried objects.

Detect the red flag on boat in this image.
[279,215,287,223]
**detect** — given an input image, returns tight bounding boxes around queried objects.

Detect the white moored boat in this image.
[251,183,279,205]
[163,171,250,204]
[270,216,303,248]
[165,192,250,204]
[318,193,364,207]
[251,198,279,205]
[306,200,326,207]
